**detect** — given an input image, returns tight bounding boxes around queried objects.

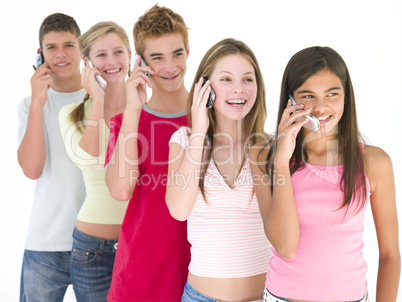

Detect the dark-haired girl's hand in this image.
[276,99,310,163]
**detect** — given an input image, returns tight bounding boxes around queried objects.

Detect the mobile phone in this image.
[87,60,107,90]
[289,94,320,131]
[135,54,150,77]
[36,51,44,68]
[203,77,216,109]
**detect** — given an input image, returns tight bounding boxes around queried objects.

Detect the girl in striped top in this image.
[166,38,272,302]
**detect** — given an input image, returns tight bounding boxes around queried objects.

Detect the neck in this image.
[147,85,188,113]
[50,74,82,93]
[214,118,246,146]
[103,82,126,109]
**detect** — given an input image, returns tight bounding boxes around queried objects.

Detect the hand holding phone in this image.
[289,94,320,131]
[134,54,150,77]
[202,77,216,109]
[87,60,107,90]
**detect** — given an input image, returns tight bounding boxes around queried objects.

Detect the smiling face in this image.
[209,54,257,122]
[142,33,188,93]
[41,31,82,80]
[293,68,345,135]
[88,32,131,84]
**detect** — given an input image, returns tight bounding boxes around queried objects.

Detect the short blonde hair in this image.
[133,4,189,55]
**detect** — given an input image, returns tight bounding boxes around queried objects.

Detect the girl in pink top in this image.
[166,38,271,301]
[250,46,400,302]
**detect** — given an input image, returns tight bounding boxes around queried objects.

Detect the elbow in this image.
[168,208,189,221]
[21,166,43,180]
[267,231,299,259]
[165,194,189,221]
[274,245,298,259]
[108,186,133,201]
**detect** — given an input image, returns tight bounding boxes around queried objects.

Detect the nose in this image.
[232,81,245,94]
[162,58,175,73]
[311,95,327,111]
[55,47,67,58]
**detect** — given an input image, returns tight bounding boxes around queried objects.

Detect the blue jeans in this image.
[20,250,72,302]
[181,281,220,302]
[70,228,118,302]
[181,281,264,302]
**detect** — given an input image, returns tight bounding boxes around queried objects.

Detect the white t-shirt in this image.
[17,88,86,251]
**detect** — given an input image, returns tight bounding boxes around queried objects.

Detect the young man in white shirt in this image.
[17,13,85,302]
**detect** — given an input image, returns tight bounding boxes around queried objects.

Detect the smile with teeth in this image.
[317,115,330,121]
[55,63,69,67]
[226,99,246,106]
[105,68,121,74]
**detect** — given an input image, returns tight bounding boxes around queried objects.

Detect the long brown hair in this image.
[188,38,267,200]
[265,46,367,210]
[68,21,131,133]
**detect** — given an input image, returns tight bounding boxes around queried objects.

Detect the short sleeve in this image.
[104,113,123,168]
[17,97,31,149]
[169,126,191,149]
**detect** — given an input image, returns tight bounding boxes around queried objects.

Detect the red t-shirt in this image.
[106,105,191,301]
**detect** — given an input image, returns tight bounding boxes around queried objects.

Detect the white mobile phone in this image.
[87,60,107,89]
[289,94,320,131]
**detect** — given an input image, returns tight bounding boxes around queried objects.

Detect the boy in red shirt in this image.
[105,4,191,301]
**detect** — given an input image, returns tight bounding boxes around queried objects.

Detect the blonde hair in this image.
[69,21,131,132]
[133,4,189,55]
[188,38,267,200]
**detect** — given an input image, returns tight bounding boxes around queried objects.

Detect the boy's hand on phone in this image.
[125,55,153,111]
[30,63,52,107]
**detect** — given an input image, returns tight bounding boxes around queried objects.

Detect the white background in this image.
[0,0,401,300]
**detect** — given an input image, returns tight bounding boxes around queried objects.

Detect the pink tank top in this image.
[267,148,370,301]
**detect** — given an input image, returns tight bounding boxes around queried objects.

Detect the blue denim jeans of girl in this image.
[20,250,72,302]
[182,280,263,302]
[70,228,118,302]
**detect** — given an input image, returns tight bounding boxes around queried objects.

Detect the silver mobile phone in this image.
[289,94,320,131]
[87,60,107,89]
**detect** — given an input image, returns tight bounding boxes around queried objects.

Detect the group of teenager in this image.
[17,4,400,302]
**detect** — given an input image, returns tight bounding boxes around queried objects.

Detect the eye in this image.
[174,52,183,57]
[115,50,124,55]
[152,56,163,61]
[328,92,338,97]
[47,46,55,50]
[66,44,74,48]
[244,77,254,83]
[220,77,231,82]
[301,95,314,99]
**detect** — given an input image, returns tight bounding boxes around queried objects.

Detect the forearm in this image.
[266,162,299,258]
[106,109,141,201]
[17,103,46,179]
[166,133,206,221]
[376,253,401,301]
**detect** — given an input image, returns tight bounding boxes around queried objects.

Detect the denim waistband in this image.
[73,228,118,254]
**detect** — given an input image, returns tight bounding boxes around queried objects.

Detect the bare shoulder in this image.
[363,144,393,168]
[363,144,394,192]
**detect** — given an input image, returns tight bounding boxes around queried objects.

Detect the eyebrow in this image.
[44,41,76,47]
[297,87,342,94]
[149,48,185,57]
[94,46,125,54]
[217,71,255,76]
